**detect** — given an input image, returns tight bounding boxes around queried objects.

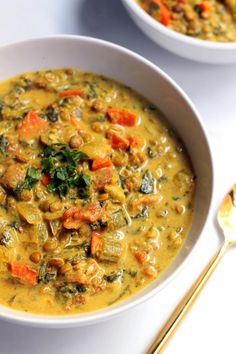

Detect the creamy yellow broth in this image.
[0,69,195,315]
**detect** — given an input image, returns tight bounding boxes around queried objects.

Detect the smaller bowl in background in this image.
[121,0,236,64]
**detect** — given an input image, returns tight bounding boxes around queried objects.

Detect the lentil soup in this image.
[0,68,195,315]
[138,0,236,41]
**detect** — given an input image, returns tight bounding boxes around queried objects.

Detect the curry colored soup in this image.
[138,0,236,42]
[0,69,195,315]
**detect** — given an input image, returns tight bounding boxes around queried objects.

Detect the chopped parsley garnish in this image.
[19,167,40,191]
[40,144,90,197]
[76,173,91,199]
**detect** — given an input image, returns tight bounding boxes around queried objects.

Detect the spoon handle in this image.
[146,241,229,354]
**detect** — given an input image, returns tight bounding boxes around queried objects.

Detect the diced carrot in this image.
[90,232,102,256]
[152,0,172,26]
[62,206,83,229]
[62,201,103,229]
[110,134,130,150]
[128,136,142,148]
[142,266,157,278]
[9,262,37,286]
[59,90,83,98]
[160,5,171,25]
[73,295,86,304]
[93,168,113,191]
[79,202,103,223]
[130,194,162,211]
[18,111,49,141]
[107,108,137,126]
[199,2,211,11]
[92,156,112,171]
[63,218,82,230]
[62,207,79,221]
[69,117,81,129]
[140,1,149,11]
[134,251,147,264]
[40,173,51,186]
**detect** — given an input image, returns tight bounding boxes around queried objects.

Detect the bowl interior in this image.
[0,36,213,327]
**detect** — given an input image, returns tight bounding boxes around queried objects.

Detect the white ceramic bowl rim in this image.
[123,0,236,49]
[0,35,214,328]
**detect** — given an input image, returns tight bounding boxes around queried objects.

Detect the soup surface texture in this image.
[138,0,236,42]
[0,69,195,315]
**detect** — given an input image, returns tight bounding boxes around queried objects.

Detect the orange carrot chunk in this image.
[199,2,211,11]
[40,173,51,186]
[110,134,130,150]
[92,156,113,171]
[62,202,103,229]
[59,90,83,98]
[9,262,37,286]
[128,136,141,148]
[90,232,102,256]
[142,266,157,278]
[18,111,49,141]
[93,168,113,191]
[134,251,147,264]
[145,0,171,26]
[62,206,79,221]
[78,202,103,223]
[159,3,171,26]
[107,108,137,126]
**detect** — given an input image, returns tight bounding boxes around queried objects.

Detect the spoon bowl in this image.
[147,184,236,353]
[218,187,236,245]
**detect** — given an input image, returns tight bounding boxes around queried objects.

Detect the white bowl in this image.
[121,0,236,64]
[0,35,213,327]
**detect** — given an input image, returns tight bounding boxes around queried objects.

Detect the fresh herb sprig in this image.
[40,144,91,197]
[19,167,40,191]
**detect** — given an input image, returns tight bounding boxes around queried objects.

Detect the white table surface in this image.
[0,1,236,353]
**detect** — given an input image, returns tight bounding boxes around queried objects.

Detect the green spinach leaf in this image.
[46,106,58,122]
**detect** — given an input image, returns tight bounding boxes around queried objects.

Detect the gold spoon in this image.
[147,185,236,354]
